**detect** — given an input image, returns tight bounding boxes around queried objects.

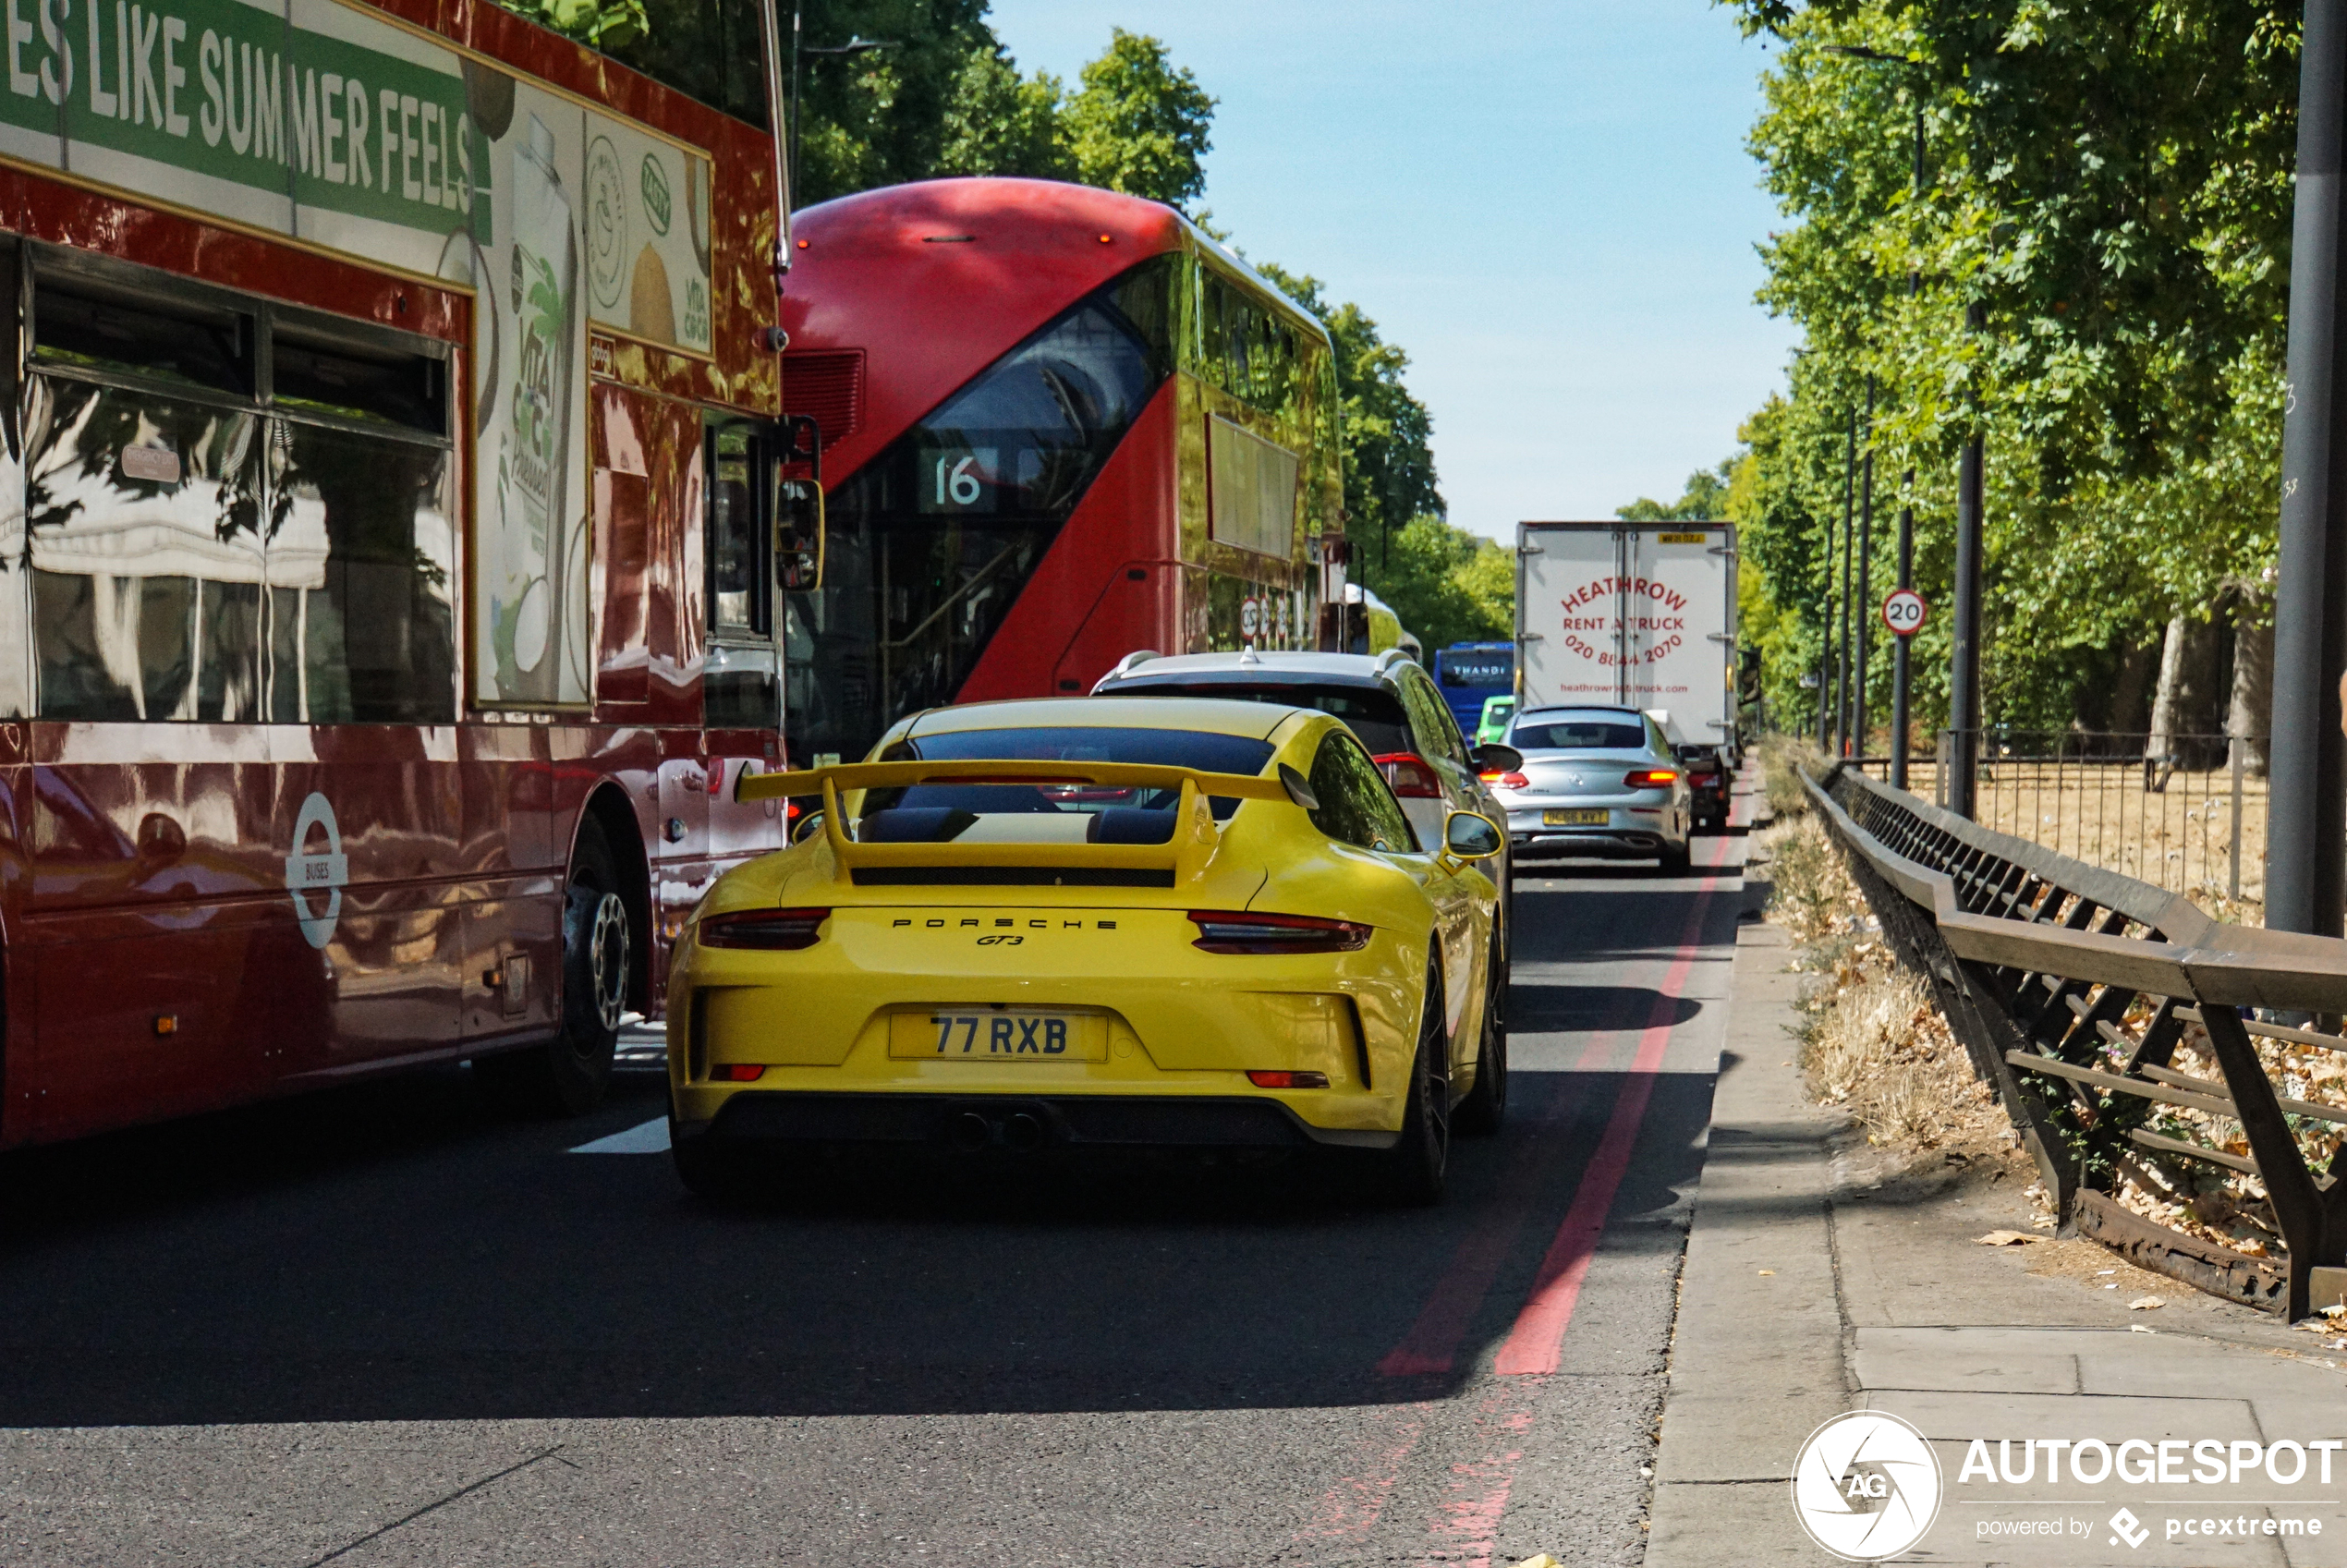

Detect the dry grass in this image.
[1902,758,2268,915]
[1756,733,1828,821]
[1751,785,2004,1154]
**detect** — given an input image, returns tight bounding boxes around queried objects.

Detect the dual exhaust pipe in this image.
[948,1107,1048,1153]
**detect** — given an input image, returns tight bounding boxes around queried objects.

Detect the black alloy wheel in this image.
[477,818,629,1115]
[1379,956,1452,1204]
[1453,930,1509,1136]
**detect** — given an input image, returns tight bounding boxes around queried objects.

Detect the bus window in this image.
[32,273,253,396]
[27,383,265,722]
[706,419,780,730]
[708,421,772,637]
[268,422,457,723]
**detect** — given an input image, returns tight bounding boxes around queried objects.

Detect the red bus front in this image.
[777,177,1349,767]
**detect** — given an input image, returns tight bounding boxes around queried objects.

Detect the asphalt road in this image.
[0,823,1751,1568]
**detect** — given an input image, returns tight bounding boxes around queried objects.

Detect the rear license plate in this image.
[889,1010,1107,1062]
[1544,808,1609,827]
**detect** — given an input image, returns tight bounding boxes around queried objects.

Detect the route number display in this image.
[1882,589,1929,637]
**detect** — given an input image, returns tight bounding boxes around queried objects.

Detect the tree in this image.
[1064,30,1216,205]
[1718,0,2299,734]
[934,48,1074,181]
[1372,517,1514,653]
[1619,461,1734,522]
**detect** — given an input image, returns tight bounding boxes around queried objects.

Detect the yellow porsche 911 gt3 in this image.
[666,697,1506,1203]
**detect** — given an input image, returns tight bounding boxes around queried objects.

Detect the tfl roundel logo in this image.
[1791,1411,1943,1561]
[283,792,348,950]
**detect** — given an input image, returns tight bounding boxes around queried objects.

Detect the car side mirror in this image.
[790,808,826,845]
[775,477,825,592]
[1444,810,1502,859]
[1279,763,1319,810]
[1473,743,1523,774]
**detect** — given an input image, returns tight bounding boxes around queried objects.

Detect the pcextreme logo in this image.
[1791,1411,1944,1562]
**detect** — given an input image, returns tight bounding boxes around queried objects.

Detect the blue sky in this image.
[986,0,1799,542]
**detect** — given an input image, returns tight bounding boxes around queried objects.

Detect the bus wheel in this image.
[479,819,629,1115]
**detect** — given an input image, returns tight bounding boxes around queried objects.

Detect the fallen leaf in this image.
[2130,1296,2166,1310]
[1757,1270,1776,1276]
[1514,1558,1565,1568]
[2131,1324,2157,1335]
[1976,1231,2040,1246]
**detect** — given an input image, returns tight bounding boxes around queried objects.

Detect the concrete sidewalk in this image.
[1645,920,2347,1568]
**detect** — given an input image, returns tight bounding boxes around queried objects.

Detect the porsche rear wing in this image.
[736,760,1296,885]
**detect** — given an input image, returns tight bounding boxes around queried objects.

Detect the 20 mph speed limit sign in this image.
[1882,589,1929,637]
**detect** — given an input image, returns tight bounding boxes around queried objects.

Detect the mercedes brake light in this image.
[1480,770,1529,790]
[1374,752,1442,798]
[1188,911,1372,954]
[1624,769,1680,789]
[698,908,831,950]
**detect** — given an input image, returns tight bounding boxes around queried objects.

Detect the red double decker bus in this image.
[0,0,796,1146]
[775,177,1350,767]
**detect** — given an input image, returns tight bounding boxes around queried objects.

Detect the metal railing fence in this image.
[1806,761,2347,1320]
[1879,731,2271,908]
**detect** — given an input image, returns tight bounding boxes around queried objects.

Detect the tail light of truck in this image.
[1374,753,1443,798]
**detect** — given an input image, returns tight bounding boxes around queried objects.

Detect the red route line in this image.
[1374,1027,1626,1378]
[1492,836,1725,1377]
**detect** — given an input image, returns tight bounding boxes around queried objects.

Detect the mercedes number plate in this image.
[1544,808,1609,827]
[890,1010,1107,1062]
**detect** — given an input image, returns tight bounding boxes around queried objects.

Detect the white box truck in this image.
[1515,519,1739,759]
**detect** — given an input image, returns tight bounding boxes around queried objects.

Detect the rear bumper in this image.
[1509,830,1670,859]
[681,1091,1399,1151]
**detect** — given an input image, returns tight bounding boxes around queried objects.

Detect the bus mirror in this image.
[776,478,824,592]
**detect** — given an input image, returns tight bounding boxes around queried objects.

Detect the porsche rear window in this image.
[1512,718,1648,750]
[867,726,1276,821]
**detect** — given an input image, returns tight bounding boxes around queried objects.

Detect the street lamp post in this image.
[787,12,894,205]
[2269,0,2347,938]
[1856,375,1876,758]
[1834,407,1857,755]
[1949,302,1988,819]
[1825,46,1928,787]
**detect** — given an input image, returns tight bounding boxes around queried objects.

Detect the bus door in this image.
[701,415,802,864]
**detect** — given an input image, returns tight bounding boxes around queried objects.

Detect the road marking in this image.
[569,1116,671,1154]
[1494,837,1724,1377]
[1375,1033,1623,1377]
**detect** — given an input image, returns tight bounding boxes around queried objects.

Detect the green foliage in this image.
[1364,517,1514,653]
[1064,30,1216,204]
[1716,0,2296,732]
[506,0,647,50]
[1619,460,1734,522]
[933,49,1075,181]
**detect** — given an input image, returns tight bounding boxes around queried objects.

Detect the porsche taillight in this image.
[699,908,830,950]
[1188,911,1372,954]
[1373,752,1443,798]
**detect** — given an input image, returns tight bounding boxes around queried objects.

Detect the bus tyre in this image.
[1378,959,1451,1205]
[1453,934,1508,1136]
[479,820,630,1115]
